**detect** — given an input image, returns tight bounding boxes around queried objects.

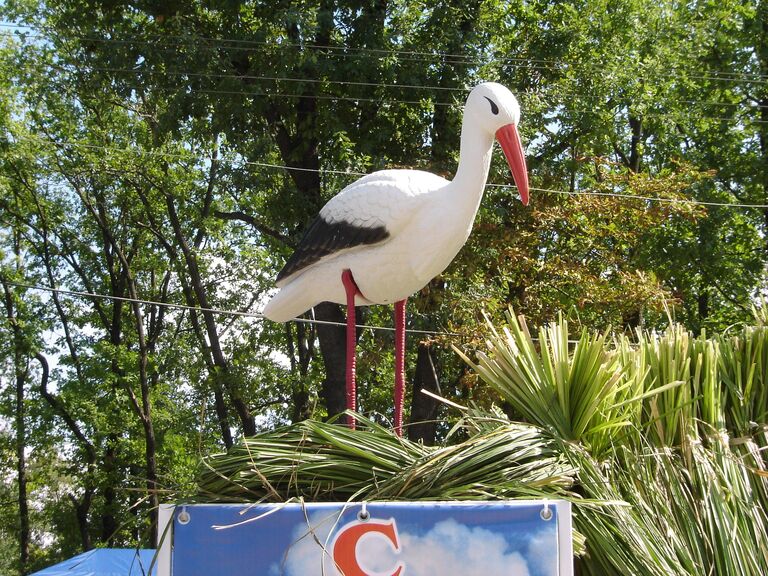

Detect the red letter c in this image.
[332,519,404,576]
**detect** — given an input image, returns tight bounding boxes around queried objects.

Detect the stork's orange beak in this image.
[496,123,529,206]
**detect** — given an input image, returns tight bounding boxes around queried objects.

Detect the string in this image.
[2,22,767,83]
[5,281,462,337]
[10,134,767,210]
[18,58,768,112]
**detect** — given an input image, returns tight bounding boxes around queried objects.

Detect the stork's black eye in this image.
[484,96,499,115]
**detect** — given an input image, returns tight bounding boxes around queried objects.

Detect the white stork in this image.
[263,82,529,435]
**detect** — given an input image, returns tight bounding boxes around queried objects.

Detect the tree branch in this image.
[214,209,293,247]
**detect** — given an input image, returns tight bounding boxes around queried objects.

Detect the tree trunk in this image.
[758,0,768,256]
[698,289,710,327]
[401,3,481,440]
[14,339,29,571]
[350,0,390,144]
[33,178,99,546]
[628,115,643,173]
[101,284,126,546]
[429,1,481,172]
[622,309,642,330]
[15,358,29,576]
[314,302,350,417]
[68,491,93,551]
[263,0,350,420]
[137,355,159,543]
[121,273,161,543]
[165,194,256,437]
[286,322,314,422]
[37,351,96,550]
[101,437,118,544]
[2,278,30,574]
[407,343,442,445]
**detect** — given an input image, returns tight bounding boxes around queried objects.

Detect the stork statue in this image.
[263,82,530,435]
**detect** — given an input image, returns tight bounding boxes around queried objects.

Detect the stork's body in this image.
[263,82,530,434]
[265,168,485,318]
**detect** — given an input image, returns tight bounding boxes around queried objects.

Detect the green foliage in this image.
[469,305,768,445]
[198,310,768,574]
[456,310,640,457]
[569,436,768,576]
[465,309,768,574]
[197,414,576,503]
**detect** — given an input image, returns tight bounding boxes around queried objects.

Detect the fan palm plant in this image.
[195,309,768,575]
[455,310,679,457]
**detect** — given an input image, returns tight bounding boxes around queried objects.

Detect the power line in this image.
[32,60,768,112]
[48,62,471,95]
[0,26,547,71]
[0,21,586,69]
[130,85,768,120]
[525,186,767,209]
[13,134,768,210]
[167,86,454,108]
[3,28,768,114]
[7,51,768,117]
[2,21,768,85]
[5,281,460,337]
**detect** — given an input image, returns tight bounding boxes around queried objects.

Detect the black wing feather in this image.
[276,217,390,283]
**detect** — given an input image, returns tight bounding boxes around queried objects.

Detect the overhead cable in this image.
[22,59,768,112]
[11,134,767,210]
[2,22,768,84]
[5,281,460,337]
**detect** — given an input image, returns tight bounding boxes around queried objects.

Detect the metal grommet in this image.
[357,502,370,522]
[177,507,191,525]
[540,503,552,521]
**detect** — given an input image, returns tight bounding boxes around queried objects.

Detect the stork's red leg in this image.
[341,269,359,429]
[394,298,407,437]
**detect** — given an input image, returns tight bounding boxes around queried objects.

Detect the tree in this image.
[2,1,768,569]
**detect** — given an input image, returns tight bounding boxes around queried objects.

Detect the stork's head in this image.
[465,82,529,205]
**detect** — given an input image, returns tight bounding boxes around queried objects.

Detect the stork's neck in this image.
[450,121,495,208]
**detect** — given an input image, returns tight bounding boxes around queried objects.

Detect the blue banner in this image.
[167,501,571,576]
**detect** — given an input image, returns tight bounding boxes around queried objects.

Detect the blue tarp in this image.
[30,548,156,576]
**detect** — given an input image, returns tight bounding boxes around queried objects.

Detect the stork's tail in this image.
[262,279,322,323]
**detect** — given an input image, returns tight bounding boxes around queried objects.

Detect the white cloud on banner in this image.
[269,514,556,576]
[527,530,558,576]
[267,511,338,576]
[360,518,530,576]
